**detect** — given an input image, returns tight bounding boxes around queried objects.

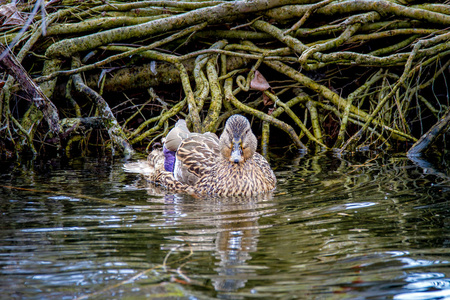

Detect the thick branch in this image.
[46,0,317,58]
[0,44,60,135]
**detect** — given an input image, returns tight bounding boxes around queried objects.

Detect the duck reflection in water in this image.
[148,191,275,297]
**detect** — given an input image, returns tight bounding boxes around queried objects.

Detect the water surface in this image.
[0,154,449,299]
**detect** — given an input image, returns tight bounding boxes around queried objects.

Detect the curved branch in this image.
[225,78,307,151]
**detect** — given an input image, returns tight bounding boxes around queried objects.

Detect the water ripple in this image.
[1,155,449,299]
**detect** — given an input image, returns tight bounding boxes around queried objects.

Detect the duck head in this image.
[219,115,257,164]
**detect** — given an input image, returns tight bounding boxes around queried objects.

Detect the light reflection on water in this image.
[0,154,449,299]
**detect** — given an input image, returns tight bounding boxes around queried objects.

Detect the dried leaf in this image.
[263,93,274,106]
[0,3,25,26]
[250,70,270,91]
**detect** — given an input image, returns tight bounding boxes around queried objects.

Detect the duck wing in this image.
[174,132,220,186]
[164,119,190,151]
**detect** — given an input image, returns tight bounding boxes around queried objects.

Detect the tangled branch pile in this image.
[1,0,449,158]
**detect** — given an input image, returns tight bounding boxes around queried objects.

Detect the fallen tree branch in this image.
[45,0,316,58]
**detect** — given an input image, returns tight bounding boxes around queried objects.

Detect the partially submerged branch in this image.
[407,107,450,157]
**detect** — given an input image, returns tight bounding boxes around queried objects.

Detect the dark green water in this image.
[1,154,449,299]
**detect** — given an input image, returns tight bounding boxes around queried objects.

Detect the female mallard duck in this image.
[146,114,276,197]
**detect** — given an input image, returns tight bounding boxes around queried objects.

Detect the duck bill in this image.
[230,139,243,163]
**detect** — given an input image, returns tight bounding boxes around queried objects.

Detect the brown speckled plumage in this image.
[147,114,276,196]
